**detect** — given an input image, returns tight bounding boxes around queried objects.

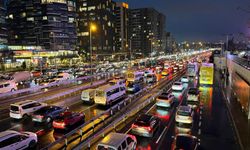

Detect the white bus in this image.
[94,84,126,106]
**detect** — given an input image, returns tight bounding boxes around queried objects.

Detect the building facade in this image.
[7,0,77,51]
[0,0,7,50]
[115,2,128,54]
[128,8,166,57]
[76,0,116,60]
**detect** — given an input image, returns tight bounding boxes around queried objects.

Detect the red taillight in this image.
[35,115,44,118]
[132,124,137,128]
[145,126,152,131]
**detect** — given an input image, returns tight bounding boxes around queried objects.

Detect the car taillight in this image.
[132,124,137,128]
[145,126,152,131]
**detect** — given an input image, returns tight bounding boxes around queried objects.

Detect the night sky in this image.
[117,0,250,42]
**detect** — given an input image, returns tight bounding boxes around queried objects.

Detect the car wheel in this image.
[46,117,52,123]
[23,114,29,120]
[11,88,16,92]
[29,140,36,148]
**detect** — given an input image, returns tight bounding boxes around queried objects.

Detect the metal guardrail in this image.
[41,69,185,150]
[73,70,184,150]
[227,54,250,70]
[0,70,121,99]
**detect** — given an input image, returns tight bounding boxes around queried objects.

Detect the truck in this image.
[199,63,214,85]
[187,62,198,77]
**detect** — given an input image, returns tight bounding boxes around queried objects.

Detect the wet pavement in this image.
[220,71,250,150]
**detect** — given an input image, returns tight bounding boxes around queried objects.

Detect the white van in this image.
[81,89,95,103]
[10,100,47,119]
[97,133,137,150]
[0,80,17,94]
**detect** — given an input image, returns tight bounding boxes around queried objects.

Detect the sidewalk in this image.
[219,71,250,150]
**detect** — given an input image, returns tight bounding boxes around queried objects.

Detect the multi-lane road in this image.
[0,51,240,150]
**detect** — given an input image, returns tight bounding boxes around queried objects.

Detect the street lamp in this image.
[89,23,97,85]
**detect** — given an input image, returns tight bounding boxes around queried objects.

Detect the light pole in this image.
[89,23,97,85]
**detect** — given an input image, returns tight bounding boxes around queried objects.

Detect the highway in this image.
[0,51,224,150]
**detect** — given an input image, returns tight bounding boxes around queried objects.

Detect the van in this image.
[9,100,47,119]
[97,133,137,150]
[81,89,95,103]
[0,80,17,94]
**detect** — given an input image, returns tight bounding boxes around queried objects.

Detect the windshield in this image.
[177,110,190,116]
[188,90,197,95]
[96,90,105,97]
[97,145,115,150]
[57,76,63,78]
[127,81,134,87]
[10,105,19,111]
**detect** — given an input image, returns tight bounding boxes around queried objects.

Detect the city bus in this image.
[94,84,126,106]
[199,63,214,85]
[187,62,198,78]
[126,71,144,93]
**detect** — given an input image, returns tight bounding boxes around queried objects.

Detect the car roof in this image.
[0,130,19,140]
[11,100,35,106]
[137,114,153,122]
[99,133,128,147]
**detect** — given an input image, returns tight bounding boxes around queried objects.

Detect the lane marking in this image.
[125,128,131,134]
[156,126,168,144]
[199,116,202,120]
[198,121,201,127]
[198,129,201,135]
[146,104,156,114]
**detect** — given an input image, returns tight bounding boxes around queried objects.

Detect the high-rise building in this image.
[7,0,77,51]
[115,2,129,54]
[128,8,166,57]
[0,0,7,49]
[76,0,116,59]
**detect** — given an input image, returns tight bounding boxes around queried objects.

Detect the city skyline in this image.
[117,0,250,42]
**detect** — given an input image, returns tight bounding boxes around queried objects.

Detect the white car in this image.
[0,130,37,150]
[156,92,174,108]
[175,106,193,124]
[0,80,17,94]
[181,76,189,83]
[172,82,184,91]
[10,100,47,119]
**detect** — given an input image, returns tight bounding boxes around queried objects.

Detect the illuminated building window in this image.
[82,2,87,6]
[80,7,87,11]
[43,16,48,20]
[21,12,26,18]
[88,6,95,11]
[9,14,13,19]
[69,17,74,23]
[27,17,34,21]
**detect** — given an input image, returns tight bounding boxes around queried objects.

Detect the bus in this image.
[199,63,214,85]
[187,62,198,77]
[94,84,126,106]
[126,71,144,93]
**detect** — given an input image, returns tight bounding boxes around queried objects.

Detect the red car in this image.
[53,112,85,130]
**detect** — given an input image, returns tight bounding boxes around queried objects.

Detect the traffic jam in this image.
[0,51,213,150]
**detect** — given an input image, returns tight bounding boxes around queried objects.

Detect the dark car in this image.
[172,134,200,150]
[32,106,66,123]
[131,114,160,137]
[187,87,200,102]
[52,111,85,130]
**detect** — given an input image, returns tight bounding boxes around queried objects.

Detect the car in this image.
[0,80,17,94]
[131,114,160,137]
[0,130,37,150]
[173,65,179,73]
[32,106,66,123]
[40,78,57,86]
[187,87,199,102]
[172,134,200,150]
[172,82,183,91]
[175,106,193,124]
[181,76,189,83]
[97,132,137,150]
[10,100,47,119]
[156,92,174,108]
[53,111,85,130]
